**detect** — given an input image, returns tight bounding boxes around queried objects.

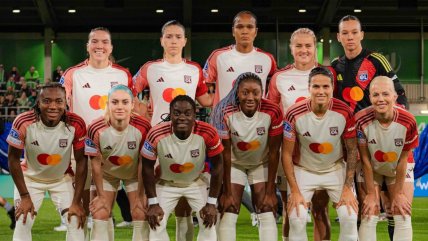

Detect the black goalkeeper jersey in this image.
[331,48,408,114]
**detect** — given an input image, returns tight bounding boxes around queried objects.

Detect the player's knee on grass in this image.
[288,205,308,241]
[336,205,358,241]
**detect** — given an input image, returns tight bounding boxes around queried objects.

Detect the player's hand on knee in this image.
[16,195,36,224]
[337,186,359,215]
[287,192,307,217]
[200,203,218,228]
[89,196,111,216]
[68,202,86,229]
[361,193,379,218]
[391,193,412,218]
[260,193,278,214]
[147,204,164,230]
[219,194,237,217]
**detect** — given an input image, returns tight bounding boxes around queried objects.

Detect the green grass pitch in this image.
[1,198,427,240]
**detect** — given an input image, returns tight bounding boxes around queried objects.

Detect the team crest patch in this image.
[128,141,137,149]
[358,70,368,82]
[110,81,119,87]
[190,149,200,158]
[255,65,263,73]
[257,127,266,135]
[184,75,192,83]
[59,139,68,148]
[394,138,403,147]
[329,127,339,136]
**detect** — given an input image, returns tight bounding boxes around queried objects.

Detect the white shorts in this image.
[289,164,350,204]
[356,162,415,185]
[101,173,138,192]
[231,163,268,186]
[14,175,74,213]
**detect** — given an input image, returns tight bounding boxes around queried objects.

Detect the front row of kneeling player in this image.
[7,66,417,241]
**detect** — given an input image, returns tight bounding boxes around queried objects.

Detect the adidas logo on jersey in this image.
[31,140,39,146]
[226,67,234,72]
[82,83,91,88]
[288,85,296,91]
[164,153,172,158]
[104,146,112,150]
[303,132,311,137]
[231,131,239,136]
[368,139,377,144]
[157,77,165,82]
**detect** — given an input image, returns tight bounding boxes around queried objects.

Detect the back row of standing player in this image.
[8,9,416,241]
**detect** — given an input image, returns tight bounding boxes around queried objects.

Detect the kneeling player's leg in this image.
[127,179,149,241]
[387,170,414,241]
[251,181,277,241]
[149,184,181,241]
[13,181,45,241]
[218,166,246,241]
[175,197,194,241]
[311,190,330,241]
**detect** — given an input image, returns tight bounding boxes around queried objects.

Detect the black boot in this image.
[7,207,16,229]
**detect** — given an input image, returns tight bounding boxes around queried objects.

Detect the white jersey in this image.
[7,110,86,183]
[283,98,356,173]
[141,121,223,186]
[85,114,151,180]
[61,59,134,126]
[203,45,277,106]
[133,59,208,126]
[217,99,283,168]
[267,64,315,114]
[355,106,418,177]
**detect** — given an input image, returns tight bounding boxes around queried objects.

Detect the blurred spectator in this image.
[5,77,16,91]
[20,80,33,97]
[24,66,40,83]
[17,92,30,107]
[0,64,6,85]
[7,66,20,82]
[45,77,52,85]
[15,77,26,91]
[53,65,62,82]
[3,92,17,116]
[28,89,37,107]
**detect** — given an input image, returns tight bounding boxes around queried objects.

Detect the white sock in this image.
[91,219,109,241]
[65,214,85,241]
[258,212,278,241]
[358,215,379,241]
[288,204,308,241]
[195,212,217,241]
[282,237,289,241]
[13,213,35,241]
[108,217,114,241]
[218,212,238,241]
[336,205,358,241]
[176,216,194,241]
[142,221,149,241]
[393,215,412,241]
[132,221,143,241]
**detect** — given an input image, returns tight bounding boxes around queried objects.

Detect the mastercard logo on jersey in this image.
[342,86,364,103]
[170,162,194,173]
[309,142,333,154]
[163,88,187,103]
[237,140,261,151]
[89,95,108,110]
[37,154,62,165]
[109,155,133,166]
[374,151,398,163]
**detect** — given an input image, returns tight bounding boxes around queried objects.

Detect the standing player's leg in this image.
[13,179,45,241]
[174,197,194,241]
[50,175,85,241]
[311,190,331,241]
[250,164,278,241]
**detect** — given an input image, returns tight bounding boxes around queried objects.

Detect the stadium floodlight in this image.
[211,9,219,13]
[156,9,164,13]
[354,8,362,13]
[12,9,20,14]
[68,9,77,13]
[298,8,306,13]
[420,110,428,114]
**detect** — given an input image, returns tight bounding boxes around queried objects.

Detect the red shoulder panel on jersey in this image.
[14,111,37,130]
[130,115,151,133]
[355,106,375,128]
[206,46,233,62]
[395,107,417,129]
[146,122,171,144]
[62,60,87,76]
[284,100,309,122]
[331,98,354,118]
[87,117,107,140]
[67,112,87,131]
[194,121,217,140]
[260,99,283,120]
[184,59,202,69]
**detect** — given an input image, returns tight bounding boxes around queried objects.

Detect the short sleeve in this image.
[342,114,356,139]
[6,120,26,149]
[268,104,284,137]
[69,114,87,150]
[195,64,208,97]
[140,140,157,160]
[132,63,150,93]
[403,116,418,151]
